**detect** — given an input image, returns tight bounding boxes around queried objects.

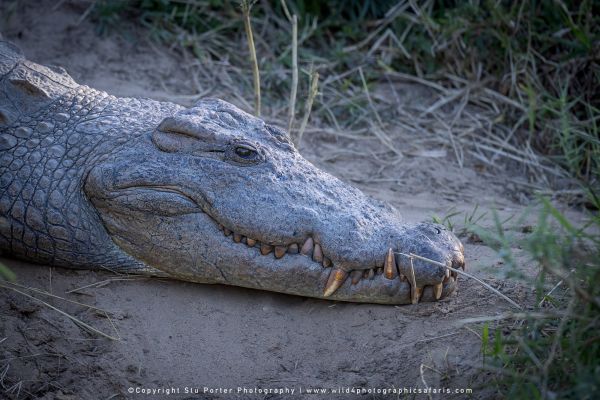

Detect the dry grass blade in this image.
[6,280,114,314]
[342,1,411,53]
[241,0,261,117]
[286,12,298,134]
[457,311,584,325]
[0,282,120,341]
[296,68,319,147]
[358,67,403,157]
[396,251,522,309]
[65,276,148,294]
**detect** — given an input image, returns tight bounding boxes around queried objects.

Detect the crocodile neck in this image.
[0,46,182,270]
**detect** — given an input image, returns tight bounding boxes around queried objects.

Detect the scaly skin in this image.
[0,41,465,304]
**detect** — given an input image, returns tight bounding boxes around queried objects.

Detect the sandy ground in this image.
[0,2,569,399]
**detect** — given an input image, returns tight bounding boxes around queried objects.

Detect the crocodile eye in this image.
[226,142,262,165]
[235,146,255,159]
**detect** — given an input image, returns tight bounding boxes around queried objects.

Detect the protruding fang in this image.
[260,243,273,255]
[274,246,286,259]
[247,238,257,247]
[445,268,450,278]
[300,237,314,256]
[313,243,323,263]
[384,248,397,280]
[434,283,443,300]
[287,243,299,254]
[323,268,348,297]
[322,257,332,268]
[223,228,232,236]
[233,232,242,243]
[350,270,362,285]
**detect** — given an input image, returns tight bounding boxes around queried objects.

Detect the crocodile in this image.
[0,41,465,304]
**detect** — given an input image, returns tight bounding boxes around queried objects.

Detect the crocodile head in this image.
[85,99,464,304]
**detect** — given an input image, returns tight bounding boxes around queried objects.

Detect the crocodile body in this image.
[0,42,465,304]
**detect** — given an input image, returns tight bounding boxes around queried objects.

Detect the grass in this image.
[88,0,598,194]
[472,197,600,399]
[434,196,599,398]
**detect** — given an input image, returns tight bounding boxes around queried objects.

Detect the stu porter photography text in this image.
[127,385,473,396]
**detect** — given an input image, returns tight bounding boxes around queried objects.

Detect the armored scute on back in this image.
[0,41,465,305]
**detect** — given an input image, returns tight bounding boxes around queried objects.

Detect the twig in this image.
[457,311,585,325]
[286,12,298,135]
[241,0,261,117]
[65,276,147,294]
[296,67,319,147]
[395,251,522,309]
[358,67,384,127]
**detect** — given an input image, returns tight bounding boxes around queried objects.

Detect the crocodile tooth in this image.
[367,268,375,280]
[376,267,383,275]
[300,237,314,256]
[287,243,299,254]
[384,248,397,280]
[223,228,232,236]
[233,232,242,243]
[434,283,443,300]
[274,246,287,259]
[443,274,449,284]
[350,270,362,285]
[312,243,323,263]
[445,268,450,278]
[322,257,332,268]
[413,286,423,304]
[323,268,348,297]
[246,238,257,247]
[260,243,273,255]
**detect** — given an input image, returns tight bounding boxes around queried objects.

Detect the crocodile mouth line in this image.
[112,185,460,303]
[216,223,459,303]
